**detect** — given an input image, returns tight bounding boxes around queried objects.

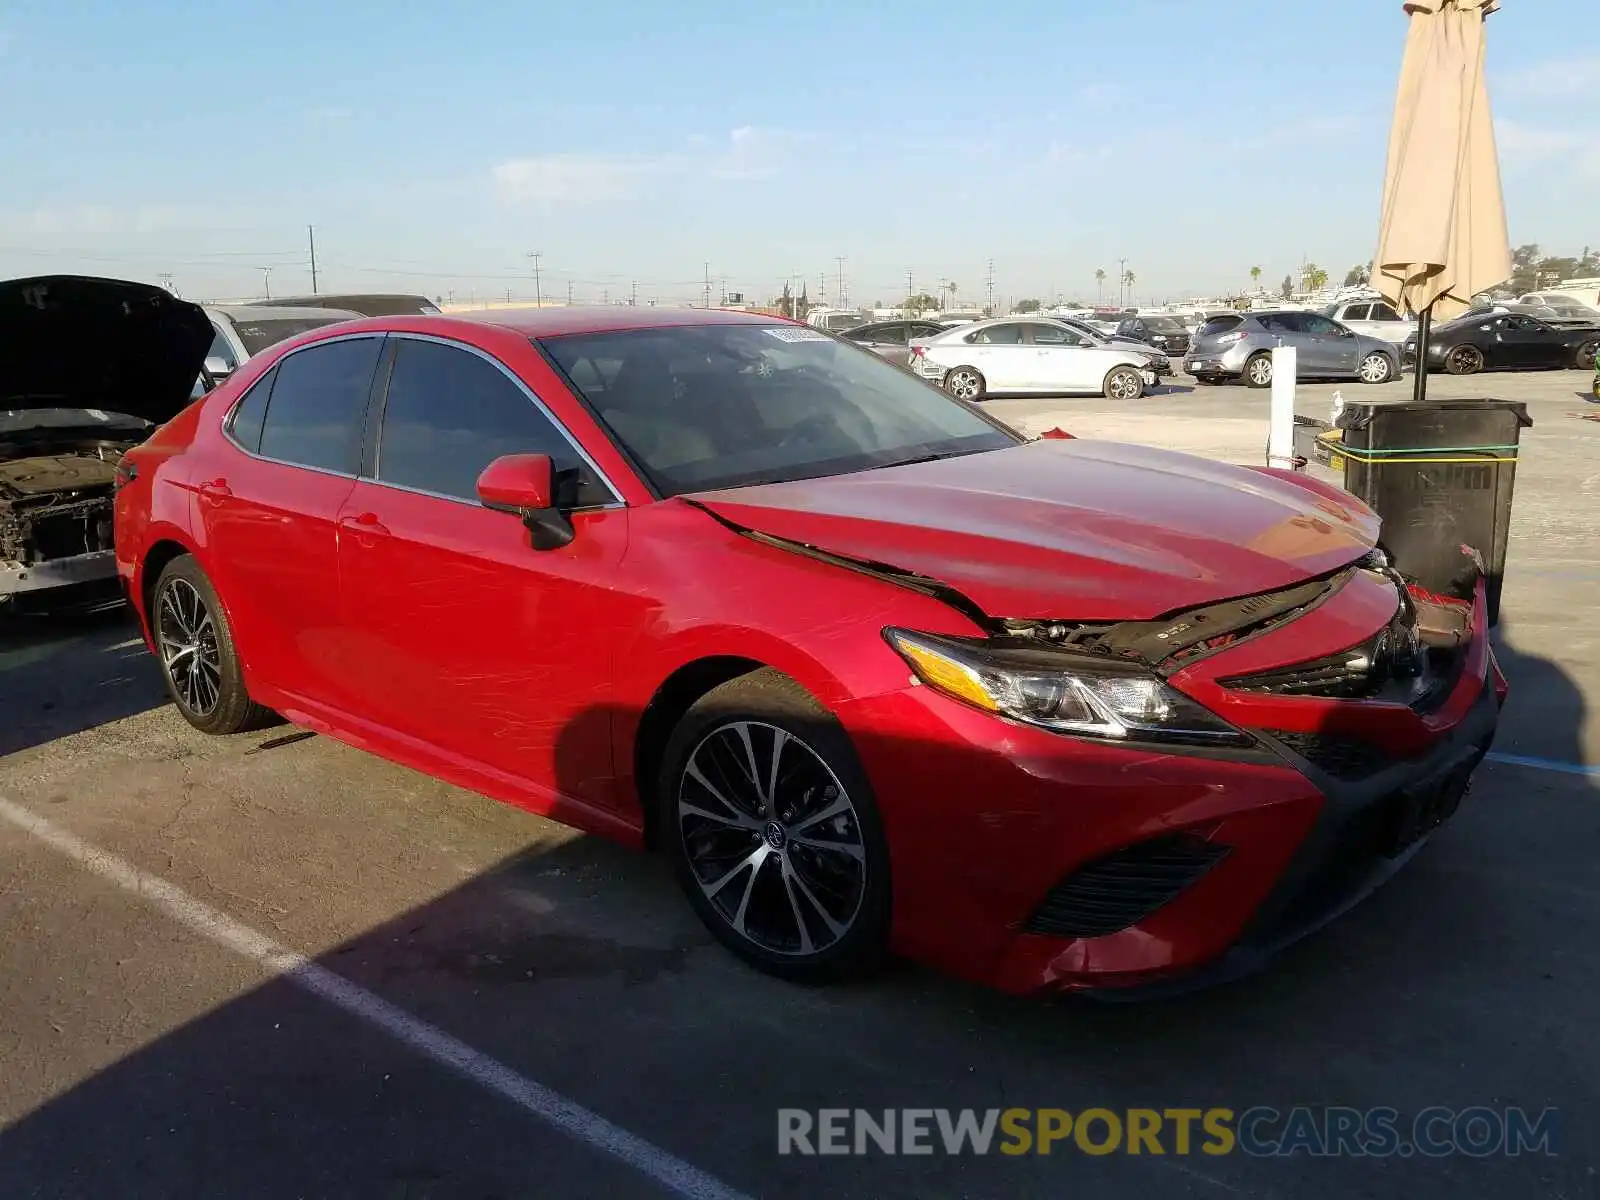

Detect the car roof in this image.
[208,304,365,321]
[387,306,796,338]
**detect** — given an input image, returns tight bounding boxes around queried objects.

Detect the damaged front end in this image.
[0,432,140,599]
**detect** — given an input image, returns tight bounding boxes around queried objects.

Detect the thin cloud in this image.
[490,154,664,203]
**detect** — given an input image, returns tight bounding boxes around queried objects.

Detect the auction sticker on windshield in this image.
[763,327,832,342]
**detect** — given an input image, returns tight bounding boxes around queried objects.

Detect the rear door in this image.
[333,335,631,817]
[195,334,384,707]
[960,322,1031,390]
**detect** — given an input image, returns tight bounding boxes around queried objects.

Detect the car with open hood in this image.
[1,275,211,606]
[115,306,1504,996]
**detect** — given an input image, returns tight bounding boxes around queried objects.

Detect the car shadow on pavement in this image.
[0,653,1593,1198]
[0,602,168,757]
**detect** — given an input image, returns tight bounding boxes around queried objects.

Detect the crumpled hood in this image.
[0,275,213,425]
[691,439,1380,620]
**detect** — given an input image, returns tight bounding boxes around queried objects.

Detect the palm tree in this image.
[1095,268,1107,303]
[1250,265,1262,292]
[948,281,958,310]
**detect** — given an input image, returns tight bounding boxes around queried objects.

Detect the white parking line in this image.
[0,794,751,1200]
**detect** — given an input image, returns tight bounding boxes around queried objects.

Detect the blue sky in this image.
[0,0,1593,306]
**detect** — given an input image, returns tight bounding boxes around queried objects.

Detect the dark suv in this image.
[1115,314,1192,357]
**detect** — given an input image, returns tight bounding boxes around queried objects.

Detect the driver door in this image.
[1028,322,1102,393]
[332,334,634,821]
[1302,314,1360,374]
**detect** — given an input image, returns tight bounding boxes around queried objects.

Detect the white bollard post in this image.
[1267,345,1298,469]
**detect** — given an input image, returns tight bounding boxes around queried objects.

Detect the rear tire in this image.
[151,556,273,735]
[1103,365,1145,401]
[1244,353,1274,388]
[943,366,986,402]
[656,669,891,984]
[1357,351,1395,384]
[1445,344,1484,376]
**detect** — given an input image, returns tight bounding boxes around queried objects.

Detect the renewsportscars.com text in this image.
[777,1106,1558,1158]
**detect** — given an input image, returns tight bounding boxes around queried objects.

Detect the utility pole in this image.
[630,280,638,306]
[1118,257,1128,308]
[986,258,995,316]
[703,261,712,308]
[260,267,272,299]
[307,225,319,294]
[819,272,827,305]
[836,256,847,308]
[526,251,542,306]
[906,269,913,309]
[567,281,574,305]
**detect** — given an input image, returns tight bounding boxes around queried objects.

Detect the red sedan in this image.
[114,306,1505,995]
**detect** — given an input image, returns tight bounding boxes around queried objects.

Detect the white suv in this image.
[1322,299,1413,346]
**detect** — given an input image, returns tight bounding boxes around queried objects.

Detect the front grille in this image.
[1219,632,1389,700]
[1266,730,1397,781]
[1023,835,1230,939]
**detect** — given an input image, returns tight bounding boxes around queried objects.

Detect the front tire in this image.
[1574,339,1598,372]
[1357,351,1395,384]
[657,670,891,984]
[1244,353,1274,388]
[1445,344,1484,376]
[1103,365,1145,401]
[943,366,986,401]
[151,556,272,735]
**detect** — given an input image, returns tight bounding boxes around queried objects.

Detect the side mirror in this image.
[203,355,234,382]
[476,453,574,551]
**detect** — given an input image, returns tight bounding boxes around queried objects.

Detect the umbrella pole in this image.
[1411,304,1433,404]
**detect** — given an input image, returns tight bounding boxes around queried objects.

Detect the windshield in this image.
[540,324,1022,495]
[1141,316,1184,332]
[230,316,355,356]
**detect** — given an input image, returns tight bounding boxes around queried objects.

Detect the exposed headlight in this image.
[884,629,1251,746]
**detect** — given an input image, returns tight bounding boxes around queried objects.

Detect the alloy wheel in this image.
[1577,341,1598,371]
[946,369,982,400]
[157,578,222,717]
[677,720,867,957]
[1359,353,1392,383]
[1107,368,1142,401]
[1248,356,1273,386]
[1448,345,1483,375]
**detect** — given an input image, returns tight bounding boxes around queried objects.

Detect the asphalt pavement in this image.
[1,366,1596,1199]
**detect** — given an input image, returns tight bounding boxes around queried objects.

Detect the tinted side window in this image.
[258,337,381,473]
[227,365,275,454]
[1199,315,1243,336]
[1343,304,1371,321]
[1302,315,1343,335]
[863,324,908,345]
[377,338,608,506]
[1371,303,1401,322]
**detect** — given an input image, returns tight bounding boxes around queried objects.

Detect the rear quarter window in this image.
[1199,315,1243,336]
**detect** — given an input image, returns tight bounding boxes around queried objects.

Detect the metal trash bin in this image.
[1333,397,1531,627]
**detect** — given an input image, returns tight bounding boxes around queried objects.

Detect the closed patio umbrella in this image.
[1372,0,1512,401]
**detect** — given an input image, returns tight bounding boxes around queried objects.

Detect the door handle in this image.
[340,511,390,537]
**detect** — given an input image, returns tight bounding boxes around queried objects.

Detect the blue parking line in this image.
[1486,752,1600,778]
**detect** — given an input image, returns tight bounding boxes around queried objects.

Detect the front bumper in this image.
[0,549,118,597]
[837,584,1500,997]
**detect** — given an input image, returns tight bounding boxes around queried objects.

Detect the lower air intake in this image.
[1023,834,1230,939]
